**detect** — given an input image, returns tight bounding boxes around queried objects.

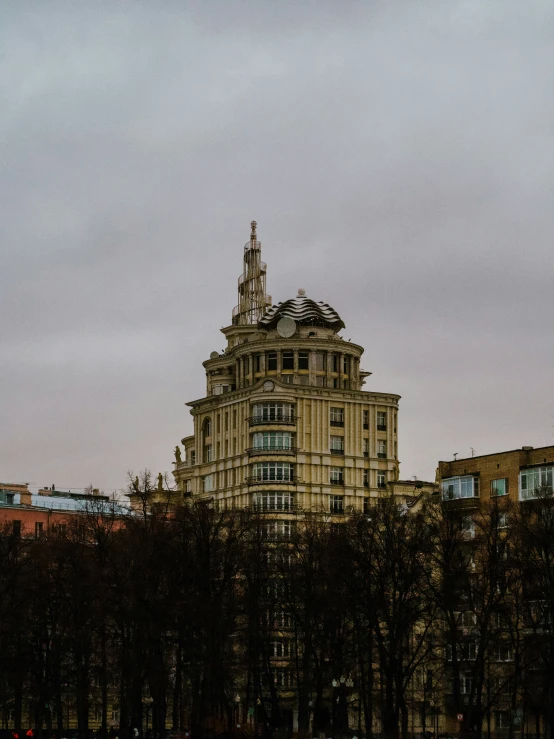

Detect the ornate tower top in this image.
[232,220,272,326]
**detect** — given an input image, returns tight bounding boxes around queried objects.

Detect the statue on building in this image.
[174,445,182,464]
[133,476,139,492]
[157,472,163,490]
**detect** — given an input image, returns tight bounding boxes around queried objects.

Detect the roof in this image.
[259,293,345,331]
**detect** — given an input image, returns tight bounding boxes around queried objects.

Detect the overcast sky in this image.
[1,0,553,493]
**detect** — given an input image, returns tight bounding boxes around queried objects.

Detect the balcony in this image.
[246,476,298,486]
[330,448,344,456]
[247,446,298,457]
[330,420,344,427]
[377,424,387,431]
[248,415,296,426]
[363,451,369,458]
[253,503,299,513]
[330,478,344,486]
[442,496,480,511]
[377,453,387,459]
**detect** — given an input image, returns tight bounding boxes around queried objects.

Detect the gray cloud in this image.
[1,0,553,490]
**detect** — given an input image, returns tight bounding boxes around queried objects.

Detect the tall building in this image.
[173,221,404,513]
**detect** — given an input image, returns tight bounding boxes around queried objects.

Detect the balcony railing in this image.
[247,446,298,457]
[363,451,369,458]
[442,496,480,510]
[330,448,344,455]
[330,420,344,427]
[330,478,344,486]
[248,415,296,426]
[377,453,387,459]
[377,424,387,431]
[253,503,299,513]
[246,476,298,485]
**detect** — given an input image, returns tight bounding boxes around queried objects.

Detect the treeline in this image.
[1,478,554,739]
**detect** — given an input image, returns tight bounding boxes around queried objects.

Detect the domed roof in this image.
[258,290,345,331]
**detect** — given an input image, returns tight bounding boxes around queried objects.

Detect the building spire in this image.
[232,220,271,326]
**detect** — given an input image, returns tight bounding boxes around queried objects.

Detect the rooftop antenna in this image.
[232,220,272,325]
[453,453,458,461]
[470,447,476,457]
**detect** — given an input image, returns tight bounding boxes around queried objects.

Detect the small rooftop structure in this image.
[259,291,345,332]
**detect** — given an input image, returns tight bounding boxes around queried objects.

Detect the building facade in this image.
[437,444,554,509]
[172,222,402,515]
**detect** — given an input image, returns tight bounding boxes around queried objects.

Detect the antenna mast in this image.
[232,221,271,325]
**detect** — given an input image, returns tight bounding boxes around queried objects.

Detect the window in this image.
[314,352,326,371]
[274,610,293,629]
[460,675,473,695]
[298,351,309,370]
[252,431,293,450]
[442,475,479,500]
[274,667,293,688]
[252,462,294,482]
[281,374,293,384]
[461,515,475,539]
[271,640,291,658]
[35,521,43,538]
[255,353,262,373]
[282,351,294,370]
[212,384,232,395]
[203,417,212,437]
[190,450,196,465]
[519,466,553,500]
[184,480,192,494]
[204,444,213,462]
[447,642,477,661]
[203,474,214,493]
[363,410,369,429]
[252,402,295,423]
[12,520,21,537]
[264,520,294,540]
[343,356,348,374]
[267,352,278,371]
[377,440,387,459]
[377,471,386,489]
[243,356,250,374]
[330,436,344,454]
[111,710,120,723]
[363,470,369,487]
[459,611,477,629]
[254,492,294,511]
[498,512,509,530]
[330,495,344,514]
[330,407,344,427]
[496,711,511,730]
[491,478,508,497]
[363,439,369,457]
[377,411,387,431]
[331,354,339,372]
[5,493,15,504]
[330,467,344,485]
[332,378,339,389]
[363,497,371,514]
[495,645,513,662]
[94,709,103,723]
